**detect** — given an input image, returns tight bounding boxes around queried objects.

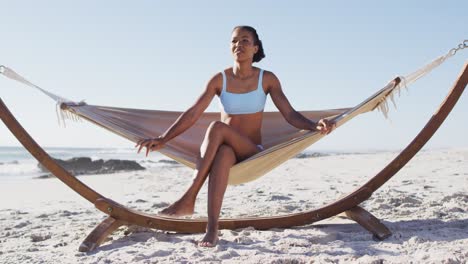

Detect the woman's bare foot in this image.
[159,198,195,217]
[198,229,219,247]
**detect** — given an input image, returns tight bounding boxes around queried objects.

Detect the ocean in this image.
[0,146,372,182]
[0,146,165,181]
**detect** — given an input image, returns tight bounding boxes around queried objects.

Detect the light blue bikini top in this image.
[218,69,267,115]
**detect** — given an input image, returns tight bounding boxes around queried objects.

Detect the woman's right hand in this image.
[136,136,166,157]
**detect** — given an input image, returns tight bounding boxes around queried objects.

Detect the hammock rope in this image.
[375,39,467,118]
[0,65,86,127]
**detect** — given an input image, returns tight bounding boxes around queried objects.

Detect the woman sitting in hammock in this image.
[136,25,335,247]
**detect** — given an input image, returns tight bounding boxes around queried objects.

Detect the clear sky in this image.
[1,1,467,151]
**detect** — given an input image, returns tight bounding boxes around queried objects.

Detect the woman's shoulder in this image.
[204,71,224,94]
[261,69,280,83]
[206,70,226,82]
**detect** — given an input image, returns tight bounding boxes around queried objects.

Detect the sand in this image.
[0,148,467,263]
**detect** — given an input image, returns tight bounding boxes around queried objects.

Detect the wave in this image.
[0,155,182,181]
[0,146,386,180]
[0,147,164,180]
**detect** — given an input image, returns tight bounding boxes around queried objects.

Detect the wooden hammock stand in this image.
[1,63,466,252]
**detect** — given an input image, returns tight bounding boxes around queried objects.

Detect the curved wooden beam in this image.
[1,62,466,250]
[93,187,372,232]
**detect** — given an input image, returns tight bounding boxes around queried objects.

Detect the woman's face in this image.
[231,28,258,63]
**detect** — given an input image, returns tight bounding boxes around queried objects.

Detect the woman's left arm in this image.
[266,71,334,134]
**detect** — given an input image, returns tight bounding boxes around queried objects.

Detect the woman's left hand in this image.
[316,119,336,135]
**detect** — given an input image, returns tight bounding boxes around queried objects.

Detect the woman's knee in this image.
[208,121,226,131]
[200,121,225,152]
[206,121,226,139]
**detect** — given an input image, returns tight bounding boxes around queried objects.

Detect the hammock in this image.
[0,40,466,252]
[0,44,461,185]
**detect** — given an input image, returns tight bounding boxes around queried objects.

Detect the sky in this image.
[1,1,467,151]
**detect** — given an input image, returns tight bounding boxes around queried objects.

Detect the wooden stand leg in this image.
[79,216,126,252]
[344,206,392,240]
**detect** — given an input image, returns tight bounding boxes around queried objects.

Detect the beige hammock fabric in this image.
[62,105,351,184]
[0,48,458,184]
[57,80,399,185]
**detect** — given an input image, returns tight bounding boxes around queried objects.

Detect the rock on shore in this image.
[37,157,145,176]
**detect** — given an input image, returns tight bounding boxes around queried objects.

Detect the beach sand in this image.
[0,148,467,263]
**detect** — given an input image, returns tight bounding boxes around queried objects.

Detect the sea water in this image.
[0,146,361,182]
[0,146,164,181]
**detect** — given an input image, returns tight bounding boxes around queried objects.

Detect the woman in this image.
[136,25,335,247]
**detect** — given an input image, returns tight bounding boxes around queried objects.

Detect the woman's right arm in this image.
[137,73,221,156]
[159,73,220,143]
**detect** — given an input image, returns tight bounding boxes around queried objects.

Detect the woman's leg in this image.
[160,121,260,216]
[198,144,236,247]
